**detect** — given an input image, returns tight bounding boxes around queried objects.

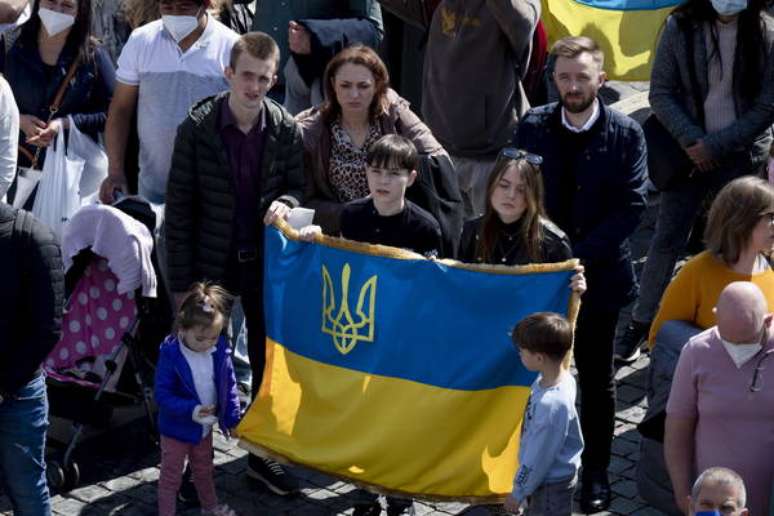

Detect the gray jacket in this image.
[421,0,540,158]
[649,14,774,165]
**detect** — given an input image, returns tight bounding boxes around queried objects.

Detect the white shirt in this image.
[561,98,600,133]
[0,76,19,199]
[179,341,217,436]
[115,15,237,203]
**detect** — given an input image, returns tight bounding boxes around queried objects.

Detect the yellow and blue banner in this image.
[236,223,580,501]
[542,0,681,80]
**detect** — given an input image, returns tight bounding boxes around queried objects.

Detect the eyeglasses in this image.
[498,147,544,167]
[749,328,773,393]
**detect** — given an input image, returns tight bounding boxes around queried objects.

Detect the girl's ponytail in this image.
[175,282,233,331]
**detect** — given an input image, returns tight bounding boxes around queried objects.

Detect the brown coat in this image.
[296,90,461,234]
[296,89,463,256]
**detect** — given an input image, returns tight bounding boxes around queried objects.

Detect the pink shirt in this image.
[667,327,774,516]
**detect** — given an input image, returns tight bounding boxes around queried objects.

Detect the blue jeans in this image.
[632,161,757,324]
[229,297,252,388]
[0,373,51,515]
[526,476,576,516]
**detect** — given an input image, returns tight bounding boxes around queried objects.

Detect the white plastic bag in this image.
[32,128,85,240]
[10,166,42,208]
[66,115,108,202]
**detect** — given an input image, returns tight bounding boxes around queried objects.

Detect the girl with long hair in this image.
[459,149,585,298]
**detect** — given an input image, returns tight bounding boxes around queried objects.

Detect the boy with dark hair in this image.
[302,134,443,258]
[505,312,584,516]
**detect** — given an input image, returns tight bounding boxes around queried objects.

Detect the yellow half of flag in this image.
[236,224,580,501]
[542,0,677,80]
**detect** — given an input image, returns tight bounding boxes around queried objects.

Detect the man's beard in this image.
[561,92,596,114]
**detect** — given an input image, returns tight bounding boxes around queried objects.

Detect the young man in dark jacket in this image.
[514,36,648,514]
[165,31,304,496]
[0,204,64,515]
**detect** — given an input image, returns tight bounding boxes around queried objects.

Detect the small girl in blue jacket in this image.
[154,282,240,516]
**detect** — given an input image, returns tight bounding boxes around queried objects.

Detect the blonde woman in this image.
[648,175,774,349]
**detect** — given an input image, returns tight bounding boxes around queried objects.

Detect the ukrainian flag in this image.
[236,223,580,501]
[542,0,681,80]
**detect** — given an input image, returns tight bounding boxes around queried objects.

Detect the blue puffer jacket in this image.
[514,101,648,311]
[154,335,241,444]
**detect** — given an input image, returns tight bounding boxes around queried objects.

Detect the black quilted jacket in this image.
[0,204,64,395]
[165,93,305,294]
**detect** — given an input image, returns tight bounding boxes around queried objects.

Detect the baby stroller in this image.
[43,199,171,491]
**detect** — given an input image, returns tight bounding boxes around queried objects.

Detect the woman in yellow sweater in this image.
[648,176,774,348]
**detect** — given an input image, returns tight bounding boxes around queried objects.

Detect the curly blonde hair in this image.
[120,0,159,29]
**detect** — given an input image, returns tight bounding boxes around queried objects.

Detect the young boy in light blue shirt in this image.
[505,312,584,516]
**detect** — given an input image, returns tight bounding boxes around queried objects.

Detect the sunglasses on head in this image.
[498,147,544,166]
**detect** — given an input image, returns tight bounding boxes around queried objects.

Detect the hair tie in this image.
[200,298,214,313]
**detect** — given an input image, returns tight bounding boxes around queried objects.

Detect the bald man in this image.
[665,282,774,516]
[689,467,748,516]
[714,281,770,345]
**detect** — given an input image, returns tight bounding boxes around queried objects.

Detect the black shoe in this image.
[246,455,298,495]
[177,465,200,508]
[386,497,414,516]
[614,320,649,364]
[353,501,382,516]
[580,470,611,514]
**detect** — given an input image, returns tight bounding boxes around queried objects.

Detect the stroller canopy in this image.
[62,204,157,298]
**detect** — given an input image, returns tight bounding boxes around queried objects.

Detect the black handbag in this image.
[644,18,704,191]
[643,115,694,191]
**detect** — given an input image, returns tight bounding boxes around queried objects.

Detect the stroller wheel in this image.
[46,456,80,491]
[46,459,66,491]
[64,460,80,490]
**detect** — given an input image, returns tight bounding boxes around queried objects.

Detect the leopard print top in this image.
[328,118,382,203]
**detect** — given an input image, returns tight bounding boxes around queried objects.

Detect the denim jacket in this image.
[154,335,241,444]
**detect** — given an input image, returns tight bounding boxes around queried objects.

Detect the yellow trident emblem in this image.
[321,263,377,355]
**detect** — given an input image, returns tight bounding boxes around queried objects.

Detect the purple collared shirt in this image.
[219,95,267,251]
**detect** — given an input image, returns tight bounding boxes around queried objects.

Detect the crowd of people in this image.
[0,0,773,515]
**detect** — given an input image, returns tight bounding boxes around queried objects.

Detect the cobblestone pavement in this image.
[0,353,657,516]
[0,82,666,515]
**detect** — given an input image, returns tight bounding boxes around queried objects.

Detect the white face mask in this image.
[38,7,75,37]
[162,11,201,43]
[710,0,748,16]
[720,338,762,368]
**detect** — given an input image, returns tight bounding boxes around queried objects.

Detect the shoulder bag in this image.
[643,19,704,191]
[11,53,81,209]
